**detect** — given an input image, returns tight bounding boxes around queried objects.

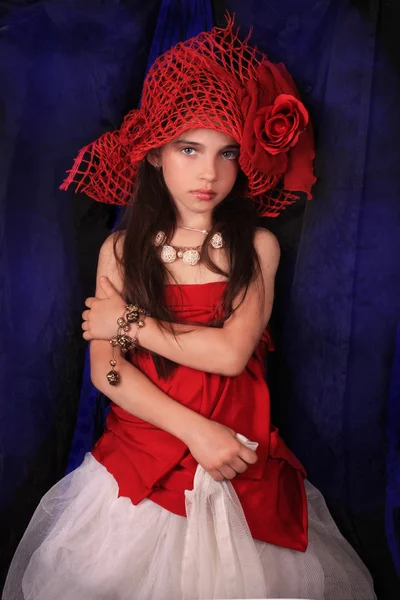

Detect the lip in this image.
[191,189,217,201]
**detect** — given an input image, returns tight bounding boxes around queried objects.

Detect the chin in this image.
[182,200,214,212]
[193,204,216,214]
[194,198,223,209]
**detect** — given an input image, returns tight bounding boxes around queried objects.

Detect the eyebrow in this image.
[173,138,240,150]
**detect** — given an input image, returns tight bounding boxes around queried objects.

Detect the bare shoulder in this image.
[253,227,280,272]
[99,231,125,261]
[97,231,126,293]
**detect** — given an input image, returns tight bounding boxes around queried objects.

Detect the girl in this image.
[3,19,376,600]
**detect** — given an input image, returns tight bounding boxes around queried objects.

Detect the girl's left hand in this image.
[82,277,126,341]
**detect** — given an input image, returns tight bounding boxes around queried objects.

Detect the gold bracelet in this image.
[106,304,150,386]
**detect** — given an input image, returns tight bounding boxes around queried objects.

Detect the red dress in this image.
[92,281,308,552]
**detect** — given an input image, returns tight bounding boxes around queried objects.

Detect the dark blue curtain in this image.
[214,0,400,596]
[387,326,400,578]
[0,0,163,585]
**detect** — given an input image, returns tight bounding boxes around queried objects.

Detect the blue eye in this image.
[222,150,239,160]
[181,147,197,155]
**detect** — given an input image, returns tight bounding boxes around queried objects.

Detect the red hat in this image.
[61,16,316,217]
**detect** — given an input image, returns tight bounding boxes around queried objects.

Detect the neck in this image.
[177,216,212,231]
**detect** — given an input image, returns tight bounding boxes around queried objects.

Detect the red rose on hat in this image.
[254,94,308,156]
[239,62,315,194]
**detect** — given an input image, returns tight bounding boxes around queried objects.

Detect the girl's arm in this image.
[89,228,279,376]
[89,241,258,481]
[142,227,278,375]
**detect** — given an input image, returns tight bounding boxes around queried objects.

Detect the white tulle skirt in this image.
[3,448,376,600]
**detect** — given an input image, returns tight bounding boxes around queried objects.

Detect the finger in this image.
[82,331,91,341]
[82,310,90,321]
[85,297,95,309]
[81,321,89,331]
[209,469,224,482]
[229,456,248,474]
[99,276,118,298]
[239,447,258,465]
[218,465,237,480]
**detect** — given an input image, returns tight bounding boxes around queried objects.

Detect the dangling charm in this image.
[210,232,223,249]
[107,305,151,386]
[107,358,119,386]
[160,245,177,263]
[182,249,201,266]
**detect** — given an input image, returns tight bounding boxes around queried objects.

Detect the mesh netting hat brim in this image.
[61,15,316,217]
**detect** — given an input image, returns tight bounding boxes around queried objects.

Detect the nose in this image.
[199,155,218,183]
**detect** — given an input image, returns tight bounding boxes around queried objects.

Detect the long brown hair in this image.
[114,159,261,377]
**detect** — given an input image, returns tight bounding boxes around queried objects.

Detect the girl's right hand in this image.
[185,419,258,481]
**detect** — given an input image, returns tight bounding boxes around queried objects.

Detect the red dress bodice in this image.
[92,281,308,551]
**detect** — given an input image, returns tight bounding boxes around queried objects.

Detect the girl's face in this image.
[154,128,240,218]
